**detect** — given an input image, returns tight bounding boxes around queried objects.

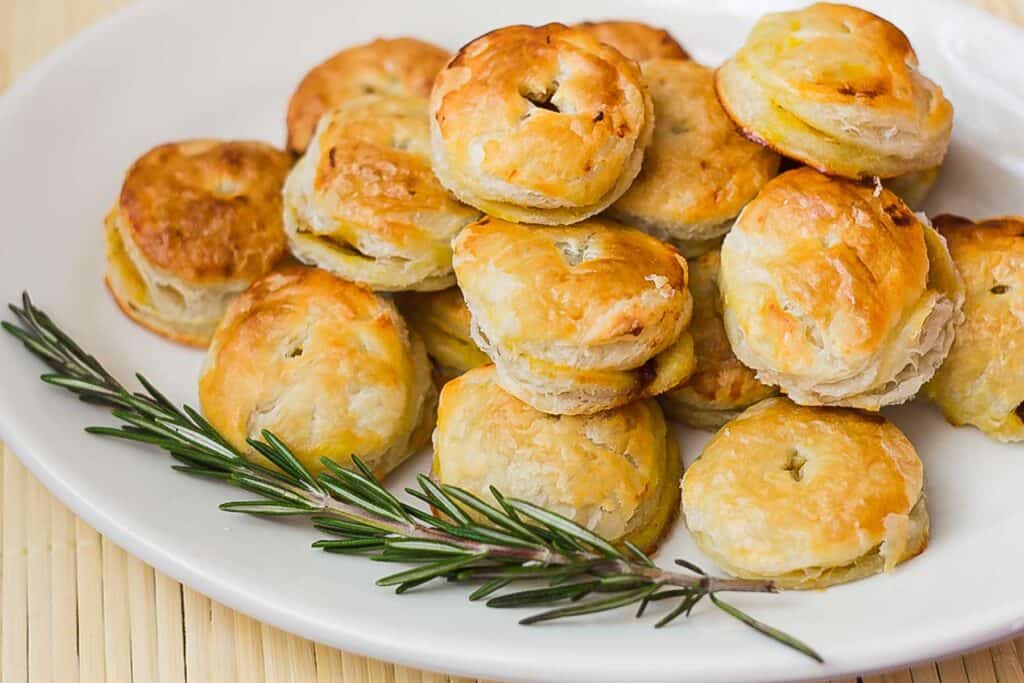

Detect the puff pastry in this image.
[395,287,488,380]
[573,20,689,62]
[284,95,480,292]
[719,167,964,410]
[716,3,953,179]
[433,366,680,553]
[453,216,695,414]
[659,249,776,430]
[430,23,654,225]
[199,266,436,477]
[609,60,780,257]
[105,139,292,347]
[682,397,928,589]
[924,215,1024,442]
[286,37,449,154]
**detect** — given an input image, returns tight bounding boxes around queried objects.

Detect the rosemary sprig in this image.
[3,292,822,663]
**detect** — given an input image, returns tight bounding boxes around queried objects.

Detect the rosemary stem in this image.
[316,499,774,594]
[2,293,819,662]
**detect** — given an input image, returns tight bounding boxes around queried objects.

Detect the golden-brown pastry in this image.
[573,20,689,62]
[681,397,928,589]
[715,3,953,179]
[924,215,1024,442]
[609,60,780,257]
[283,95,480,292]
[105,140,292,347]
[430,23,654,225]
[659,249,776,429]
[286,37,449,155]
[395,287,488,379]
[719,168,964,410]
[199,266,436,477]
[433,366,680,553]
[453,216,694,415]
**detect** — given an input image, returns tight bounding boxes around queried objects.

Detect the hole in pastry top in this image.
[1016,402,1024,423]
[520,82,561,113]
[554,234,599,266]
[286,346,303,358]
[668,121,689,135]
[991,284,1009,294]
[783,450,807,482]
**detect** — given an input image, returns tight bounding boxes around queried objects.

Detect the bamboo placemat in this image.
[2,1,1023,681]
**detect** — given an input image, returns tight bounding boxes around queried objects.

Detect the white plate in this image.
[1,0,1023,681]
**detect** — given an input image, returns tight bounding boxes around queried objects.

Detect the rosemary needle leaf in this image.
[85,425,175,447]
[219,501,312,516]
[258,430,320,491]
[654,593,702,628]
[440,485,546,545]
[469,579,512,602]
[503,499,623,559]
[395,576,437,594]
[348,456,410,519]
[2,320,67,366]
[376,552,488,587]
[385,540,475,556]
[595,575,653,592]
[135,373,186,418]
[454,564,595,581]
[675,559,707,575]
[158,420,239,461]
[487,581,600,608]
[317,477,407,523]
[416,475,471,525]
[443,523,544,549]
[229,475,316,509]
[624,541,656,568]
[645,589,691,603]
[319,459,405,518]
[709,594,824,663]
[519,585,659,625]
[181,405,233,448]
[40,373,119,396]
[170,465,232,480]
[312,538,386,552]
[310,516,390,537]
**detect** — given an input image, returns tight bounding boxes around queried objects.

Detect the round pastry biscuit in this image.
[430,23,654,225]
[719,167,964,410]
[609,60,780,257]
[659,249,776,430]
[285,37,450,155]
[433,366,681,553]
[199,266,436,477]
[924,215,1024,442]
[573,20,689,62]
[715,3,953,179]
[453,216,695,415]
[682,397,928,589]
[395,287,488,380]
[104,139,292,348]
[283,95,480,292]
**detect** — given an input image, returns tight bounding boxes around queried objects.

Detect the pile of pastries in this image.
[104,3,1023,589]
